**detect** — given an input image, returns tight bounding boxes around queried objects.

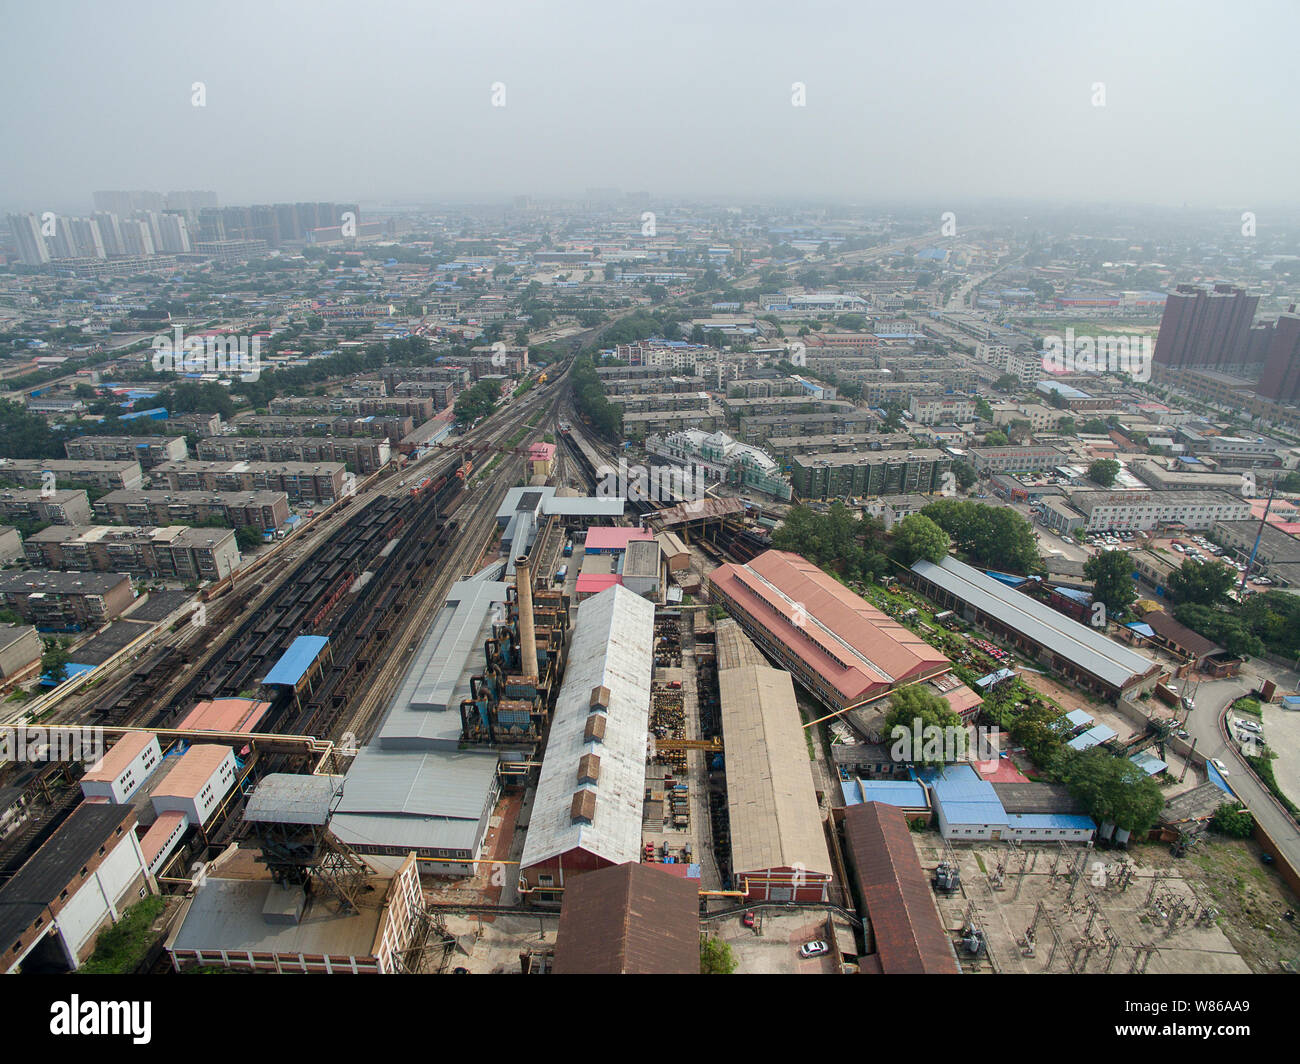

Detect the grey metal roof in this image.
[336,748,498,819]
[911,556,1156,689]
[407,580,507,714]
[543,496,625,517]
[244,773,346,825]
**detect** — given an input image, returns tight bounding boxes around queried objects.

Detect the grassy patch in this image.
[1245,754,1300,820]
[1231,697,1262,718]
[79,895,167,975]
[975,853,987,874]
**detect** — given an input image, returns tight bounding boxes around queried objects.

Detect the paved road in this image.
[1182,662,1300,874]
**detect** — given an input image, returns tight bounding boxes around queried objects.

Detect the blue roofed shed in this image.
[840,779,929,814]
[264,635,332,706]
[1066,723,1118,751]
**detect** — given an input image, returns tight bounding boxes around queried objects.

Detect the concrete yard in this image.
[912,835,1253,974]
[708,910,841,974]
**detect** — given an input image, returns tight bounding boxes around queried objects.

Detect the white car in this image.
[800,940,829,958]
[1210,758,1230,776]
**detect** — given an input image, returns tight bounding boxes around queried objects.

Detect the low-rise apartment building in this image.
[151,461,347,505]
[24,524,241,582]
[94,489,291,531]
[968,445,1068,474]
[1071,490,1250,532]
[0,459,144,492]
[196,435,391,475]
[0,489,94,526]
[63,435,188,468]
[0,570,136,628]
[792,449,952,500]
[909,394,974,425]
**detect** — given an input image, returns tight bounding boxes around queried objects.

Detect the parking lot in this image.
[708,910,844,974]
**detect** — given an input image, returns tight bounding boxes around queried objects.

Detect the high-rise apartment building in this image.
[1152,283,1260,371]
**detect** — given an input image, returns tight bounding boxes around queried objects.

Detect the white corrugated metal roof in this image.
[520,585,654,871]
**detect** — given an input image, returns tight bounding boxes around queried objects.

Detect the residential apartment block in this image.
[24,524,241,581]
[94,489,291,531]
[792,449,952,500]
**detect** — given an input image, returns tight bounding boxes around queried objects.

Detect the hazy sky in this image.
[2,0,1295,213]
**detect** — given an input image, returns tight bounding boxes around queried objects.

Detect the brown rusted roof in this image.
[843,802,959,974]
[1142,609,1222,659]
[552,863,700,974]
[577,753,601,783]
[570,789,597,823]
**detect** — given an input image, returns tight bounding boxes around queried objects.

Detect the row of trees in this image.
[920,498,1041,573]
[769,502,893,582]
[570,354,621,440]
[453,379,502,427]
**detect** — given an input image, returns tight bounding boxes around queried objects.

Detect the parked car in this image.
[742,911,756,928]
[1210,758,1230,776]
[800,940,829,958]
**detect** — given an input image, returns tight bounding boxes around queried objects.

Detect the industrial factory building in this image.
[715,620,833,902]
[841,802,960,974]
[909,556,1160,700]
[519,584,656,897]
[330,749,502,876]
[329,570,511,875]
[708,550,951,713]
[166,836,422,974]
[552,862,700,974]
[0,803,152,974]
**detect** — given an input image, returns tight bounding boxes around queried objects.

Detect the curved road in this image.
[1183,663,1300,874]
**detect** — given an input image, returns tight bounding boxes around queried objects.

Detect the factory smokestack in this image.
[515,556,537,682]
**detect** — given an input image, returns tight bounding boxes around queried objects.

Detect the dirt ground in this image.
[1132,837,1300,974]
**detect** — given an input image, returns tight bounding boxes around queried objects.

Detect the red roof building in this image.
[707,550,951,712]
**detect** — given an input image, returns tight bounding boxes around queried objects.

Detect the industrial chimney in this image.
[515,555,538,683]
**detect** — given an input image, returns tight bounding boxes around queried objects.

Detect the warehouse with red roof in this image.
[707,550,951,713]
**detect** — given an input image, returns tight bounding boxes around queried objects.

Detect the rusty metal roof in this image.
[843,802,959,974]
[552,863,700,974]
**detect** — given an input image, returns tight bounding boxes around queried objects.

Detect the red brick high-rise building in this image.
[1152,283,1261,371]
[1254,311,1300,404]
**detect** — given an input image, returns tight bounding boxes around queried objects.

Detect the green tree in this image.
[892,513,950,565]
[1210,802,1254,838]
[1008,701,1067,768]
[883,686,961,766]
[41,639,71,684]
[234,525,263,552]
[983,430,1008,446]
[1087,459,1120,487]
[700,936,737,974]
[1058,748,1164,832]
[1083,549,1136,618]
[974,397,993,421]
[994,374,1019,392]
[1172,603,1263,657]
[921,499,1041,573]
[951,460,977,490]
[1166,559,1235,607]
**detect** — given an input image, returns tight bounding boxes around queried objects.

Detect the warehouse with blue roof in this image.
[924,765,1095,842]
